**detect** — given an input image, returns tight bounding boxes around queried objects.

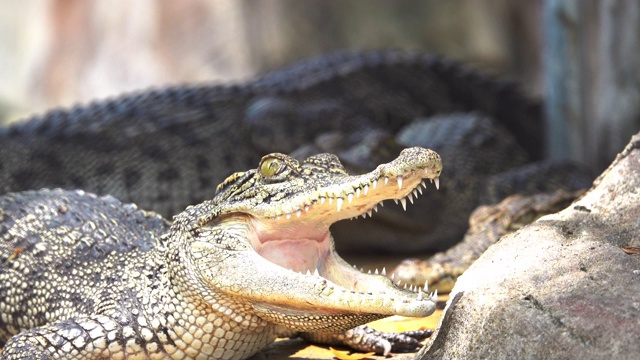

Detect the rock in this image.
[419,133,640,359]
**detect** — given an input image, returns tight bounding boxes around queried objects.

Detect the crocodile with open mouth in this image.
[0,147,441,359]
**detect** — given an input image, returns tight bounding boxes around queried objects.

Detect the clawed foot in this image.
[302,325,433,356]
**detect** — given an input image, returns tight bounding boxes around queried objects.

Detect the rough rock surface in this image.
[419,133,640,359]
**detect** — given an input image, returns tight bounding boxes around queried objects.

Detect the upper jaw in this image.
[244,147,442,225]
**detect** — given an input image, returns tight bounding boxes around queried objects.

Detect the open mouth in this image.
[198,147,442,329]
[246,162,440,305]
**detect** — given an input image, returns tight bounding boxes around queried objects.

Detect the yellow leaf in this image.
[329,347,375,359]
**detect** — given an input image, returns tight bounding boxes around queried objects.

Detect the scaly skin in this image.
[0,147,441,359]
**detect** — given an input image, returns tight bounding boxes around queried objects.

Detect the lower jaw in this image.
[252,301,388,332]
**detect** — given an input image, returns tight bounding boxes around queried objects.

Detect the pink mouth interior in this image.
[251,218,333,274]
[256,238,330,273]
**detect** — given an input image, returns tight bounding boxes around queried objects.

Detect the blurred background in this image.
[0,0,638,171]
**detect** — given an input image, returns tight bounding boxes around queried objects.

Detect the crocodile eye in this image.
[260,157,286,178]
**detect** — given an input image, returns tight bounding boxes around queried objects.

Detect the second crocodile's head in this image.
[173,147,442,332]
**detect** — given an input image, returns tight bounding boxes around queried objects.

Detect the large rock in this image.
[420,133,640,359]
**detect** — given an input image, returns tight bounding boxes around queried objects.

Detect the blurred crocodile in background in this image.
[0,50,593,253]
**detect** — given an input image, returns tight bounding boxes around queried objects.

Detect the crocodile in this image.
[0,49,586,253]
[392,189,585,293]
[0,147,442,359]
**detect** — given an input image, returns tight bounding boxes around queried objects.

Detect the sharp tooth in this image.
[286,213,292,219]
[431,290,438,302]
[353,264,357,269]
[417,186,423,195]
[396,280,402,286]
[373,205,379,212]
[393,199,399,205]
[397,176,403,189]
[367,209,373,217]
[360,268,364,272]
[430,179,433,183]
[364,184,369,195]
[434,177,440,190]
[424,280,429,291]
[400,198,407,211]
[336,198,343,212]
[314,268,319,277]
[304,205,310,212]
[373,180,378,189]
[403,284,408,289]
[379,201,384,207]
[320,197,326,205]
[367,269,372,274]
[375,269,379,275]
[417,288,423,301]
[329,197,333,205]
[296,209,302,217]
[385,177,389,185]
[382,267,386,276]
[348,193,353,204]
[390,273,395,281]
[306,270,311,276]
[277,215,282,220]
[408,193,414,204]
[413,189,419,198]
[356,188,361,197]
